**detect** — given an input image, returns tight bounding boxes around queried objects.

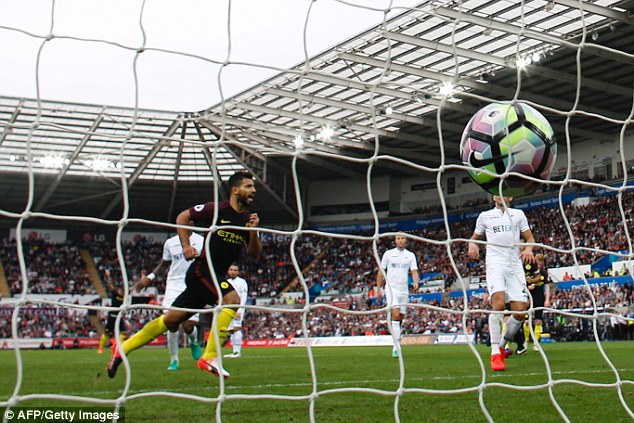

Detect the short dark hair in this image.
[228,171,254,189]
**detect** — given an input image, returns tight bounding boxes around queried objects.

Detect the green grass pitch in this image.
[1,342,634,422]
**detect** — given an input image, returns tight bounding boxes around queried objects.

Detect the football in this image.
[460,102,557,197]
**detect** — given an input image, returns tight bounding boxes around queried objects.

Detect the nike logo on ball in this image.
[469,152,507,168]
[468,148,526,168]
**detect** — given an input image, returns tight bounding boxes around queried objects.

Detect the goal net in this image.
[1,0,634,421]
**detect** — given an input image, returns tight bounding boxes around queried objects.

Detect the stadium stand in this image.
[2,191,634,345]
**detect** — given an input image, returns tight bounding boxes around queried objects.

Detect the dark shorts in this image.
[106,315,126,334]
[530,290,545,320]
[171,259,235,311]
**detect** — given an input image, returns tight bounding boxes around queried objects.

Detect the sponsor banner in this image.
[68,229,117,244]
[121,231,169,244]
[310,192,592,234]
[289,335,393,347]
[0,336,166,349]
[434,333,475,345]
[9,228,67,243]
[242,338,290,347]
[259,232,293,245]
[401,335,436,345]
[1,294,102,306]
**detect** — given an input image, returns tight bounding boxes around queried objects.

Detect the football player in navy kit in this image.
[108,171,261,379]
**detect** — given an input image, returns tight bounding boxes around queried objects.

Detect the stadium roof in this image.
[1,0,633,227]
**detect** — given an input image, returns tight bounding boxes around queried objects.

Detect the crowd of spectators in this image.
[1,279,633,343]
[241,281,634,342]
[0,238,94,295]
[2,191,634,343]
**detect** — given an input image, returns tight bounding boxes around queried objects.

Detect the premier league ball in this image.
[460,102,557,197]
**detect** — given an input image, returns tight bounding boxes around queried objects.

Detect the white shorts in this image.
[486,260,528,303]
[162,287,199,323]
[386,290,409,314]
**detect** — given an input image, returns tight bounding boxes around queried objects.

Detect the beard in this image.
[238,193,254,207]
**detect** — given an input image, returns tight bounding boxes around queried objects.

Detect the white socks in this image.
[167,330,179,361]
[231,330,243,354]
[489,312,503,356]
[391,321,402,345]
[503,316,524,345]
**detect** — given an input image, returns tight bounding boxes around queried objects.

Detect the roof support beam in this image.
[200,121,331,184]
[551,0,633,24]
[193,121,227,202]
[99,119,182,219]
[387,30,632,99]
[198,120,301,220]
[339,52,624,124]
[265,87,425,126]
[35,110,106,211]
[166,121,187,222]
[0,100,23,147]
[434,5,634,65]
[232,101,429,152]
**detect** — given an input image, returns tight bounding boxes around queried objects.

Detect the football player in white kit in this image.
[133,231,205,370]
[224,264,249,358]
[468,195,535,372]
[376,233,420,358]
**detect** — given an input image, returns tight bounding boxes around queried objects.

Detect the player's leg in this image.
[532,311,544,350]
[182,318,201,360]
[166,329,180,370]
[98,321,112,354]
[385,290,404,357]
[501,267,529,360]
[488,291,507,371]
[486,265,507,371]
[513,319,527,355]
[107,309,191,378]
[224,318,239,357]
[201,289,239,361]
[232,329,243,356]
[162,287,184,369]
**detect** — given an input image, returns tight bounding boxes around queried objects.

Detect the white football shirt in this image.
[380,247,418,295]
[474,207,530,264]
[163,233,205,291]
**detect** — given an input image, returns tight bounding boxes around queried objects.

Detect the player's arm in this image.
[132,259,170,292]
[544,272,552,308]
[246,213,262,258]
[411,268,419,293]
[375,267,386,299]
[104,268,114,291]
[520,229,535,263]
[468,232,484,259]
[176,208,198,260]
[526,269,541,285]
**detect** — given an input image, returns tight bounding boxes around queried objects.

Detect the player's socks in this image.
[121,315,168,355]
[98,333,108,353]
[503,316,523,344]
[187,327,201,360]
[202,308,236,360]
[232,330,243,355]
[167,330,179,362]
[534,323,542,345]
[391,321,402,341]
[489,312,503,356]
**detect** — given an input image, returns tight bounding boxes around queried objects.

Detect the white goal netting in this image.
[1,0,634,422]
